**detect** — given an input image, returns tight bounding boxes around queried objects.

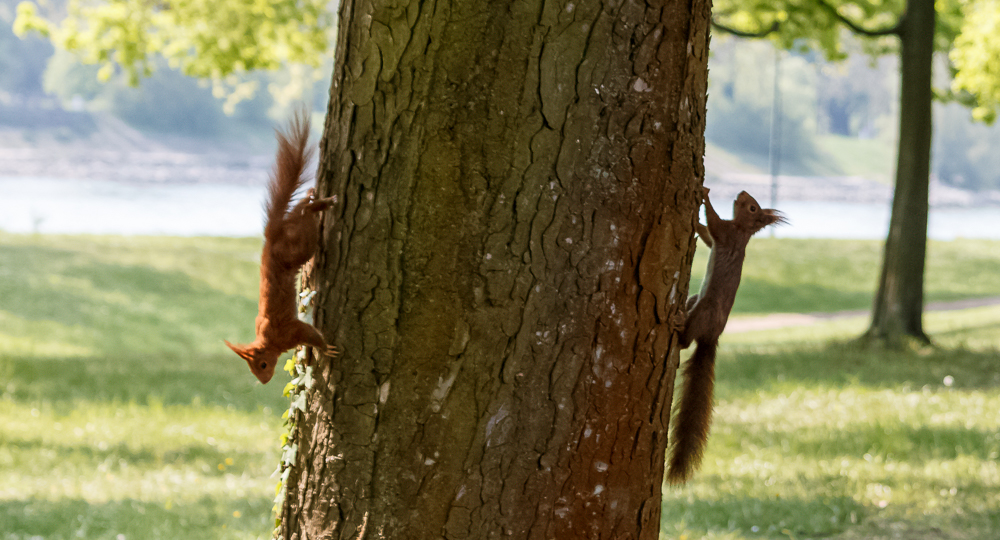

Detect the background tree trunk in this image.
[279,0,710,538]
[865,0,934,345]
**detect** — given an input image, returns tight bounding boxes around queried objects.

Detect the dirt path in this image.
[726,296,1000,333]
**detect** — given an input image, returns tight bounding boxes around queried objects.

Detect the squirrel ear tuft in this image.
[224,340,253,361]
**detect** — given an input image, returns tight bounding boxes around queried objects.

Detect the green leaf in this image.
[14,0,333,103]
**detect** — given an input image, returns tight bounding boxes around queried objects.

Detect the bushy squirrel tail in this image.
[264,110,313,243]
[666,338,718,485]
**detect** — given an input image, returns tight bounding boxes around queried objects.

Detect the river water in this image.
[1,177,998,239]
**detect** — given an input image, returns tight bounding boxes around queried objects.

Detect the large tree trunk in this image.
[278,0,710,538]
[865,0,934,345]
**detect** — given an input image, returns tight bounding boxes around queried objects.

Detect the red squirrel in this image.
[225,111,336,384]
[666,188,785,484]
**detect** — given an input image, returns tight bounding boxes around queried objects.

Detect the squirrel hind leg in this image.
[292,189,334,214]
[293,320,328,348]
[305,196,335,213]
[291,321,339,362]
[290,188,334,215]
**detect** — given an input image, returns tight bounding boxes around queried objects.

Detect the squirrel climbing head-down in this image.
[225,110,337,385]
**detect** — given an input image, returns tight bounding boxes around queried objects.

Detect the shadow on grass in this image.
[732,277,1000,316]
[737,423,1000,463]
[3,353,288,412]
[732,279,874,315]
[0,240,293,412]
[3,435,258,469]
[720,341,1000,392]
[0,496,274,540]
[662,490,866,538]
[0,243,257,356]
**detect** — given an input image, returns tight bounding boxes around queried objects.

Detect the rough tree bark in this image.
[865,0,934,345]
[278,0,710,538]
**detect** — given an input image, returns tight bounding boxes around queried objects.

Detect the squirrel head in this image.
[225,340,277,384]
[732,191,786,235]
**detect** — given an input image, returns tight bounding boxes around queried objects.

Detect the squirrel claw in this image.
[669,309,686,335]
[325,345,339,358]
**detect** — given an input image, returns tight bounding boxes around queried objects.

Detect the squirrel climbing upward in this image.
[666,188,785,484]
[225,111,337,384]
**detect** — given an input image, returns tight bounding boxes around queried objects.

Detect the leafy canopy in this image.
[713,0,902,59]
[13,0,331,106]
[950,0,1000,122]
[712,0,1000,122]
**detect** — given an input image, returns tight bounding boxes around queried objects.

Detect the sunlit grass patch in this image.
[0,233,289,539]
[0,233,262,358]
[664,305,1000,539]
[0,399,282,502]
[3,233,1000,538]
[0,395,288,539]
[665,384,1000,537]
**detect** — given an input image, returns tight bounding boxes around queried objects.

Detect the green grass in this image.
[0,233,287,539]
[663,286,1000,538]
[707,133,896,181]
[2,234,999,539]
[690,238,1000,315]
[814,134,895,183]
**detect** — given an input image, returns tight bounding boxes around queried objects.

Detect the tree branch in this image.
[711,19,781,38]
[813,0,902,36]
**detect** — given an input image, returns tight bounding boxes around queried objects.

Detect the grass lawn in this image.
[0,233,286,539]
[706,133,896,182]
[668,238,1000,539]
[813,134,895,184]
[692,237,1000,315]
[663,305,1000,539]
[1,233,998,539]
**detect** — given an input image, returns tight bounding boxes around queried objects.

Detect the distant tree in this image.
[934,101,1000,191]
[712,0,982,345]
[814,50,896,138]
[705,39,824,171]
[0,0,52,95]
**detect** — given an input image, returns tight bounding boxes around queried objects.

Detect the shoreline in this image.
[0,146,272,185]
[3,159,997,208]
[1,123,999,206]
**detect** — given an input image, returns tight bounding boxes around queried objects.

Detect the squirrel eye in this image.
[259,361,268,370]
[749,205,757,212]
